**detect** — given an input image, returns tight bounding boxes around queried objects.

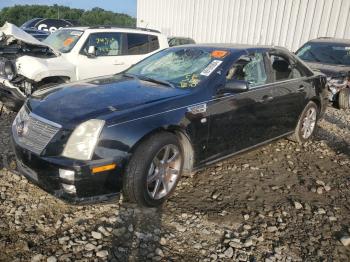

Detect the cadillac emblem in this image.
[16,120,28,137]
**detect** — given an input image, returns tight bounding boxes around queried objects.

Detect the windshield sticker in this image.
[180,74,200,88]
[211,50,229,59]
[63,37,74,46]
[200,60,223,76]
[70,31,83,36]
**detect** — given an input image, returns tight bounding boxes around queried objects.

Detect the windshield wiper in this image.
[125,73,174,88]
[139,76,174,88]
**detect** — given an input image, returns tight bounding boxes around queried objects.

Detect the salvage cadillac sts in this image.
[12,45,328,207]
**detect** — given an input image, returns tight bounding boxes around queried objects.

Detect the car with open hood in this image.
[12,44,328,207]
[0,22,169,111]
[296,37,350,109]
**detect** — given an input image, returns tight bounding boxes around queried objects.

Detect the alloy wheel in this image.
[147,144,182,200]
[301,107,317,139]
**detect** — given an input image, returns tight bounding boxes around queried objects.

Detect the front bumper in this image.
[12,139,124,204]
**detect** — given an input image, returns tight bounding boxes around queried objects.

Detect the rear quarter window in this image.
[127,33,160,55]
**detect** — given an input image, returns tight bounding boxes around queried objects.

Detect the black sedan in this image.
[296,38,350,109]
[12,45,328,207]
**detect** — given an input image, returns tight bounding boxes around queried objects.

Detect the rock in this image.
[91,231,102,239]
[340,236,350,247]
[31,254,44,262]
[176,224,187,232]
[316,180,325,186]
[324,185,331,191]
[160,237,167,245]
[47,256,57,262]
[85,243,96,251]
[294,202,303,210]
[243,214,250,221]
[96,250,108,258]
[244,239,253,247]
[267,226,278,233]
[155,248,164,257]
[224,247,234,258]
[316,187,323,194]
[193,243,202,249]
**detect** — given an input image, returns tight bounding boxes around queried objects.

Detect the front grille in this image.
[13,106,61,155]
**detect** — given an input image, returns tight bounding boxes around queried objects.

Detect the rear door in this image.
[266,50,310,134]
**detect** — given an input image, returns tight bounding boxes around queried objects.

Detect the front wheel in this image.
[123,132,183,207]
[290,101,318,144]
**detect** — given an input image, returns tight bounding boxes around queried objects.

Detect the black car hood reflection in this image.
[28,75,187,126]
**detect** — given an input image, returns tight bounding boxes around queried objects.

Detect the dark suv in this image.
[296,38,350,109]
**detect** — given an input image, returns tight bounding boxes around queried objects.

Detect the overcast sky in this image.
[0,0,137,17]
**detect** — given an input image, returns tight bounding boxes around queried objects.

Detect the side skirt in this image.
[193,131,294,172]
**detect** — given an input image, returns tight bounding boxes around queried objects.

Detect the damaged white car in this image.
[0,22,169,110]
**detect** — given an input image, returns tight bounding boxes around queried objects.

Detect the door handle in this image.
[259,95,274,103]
[297,85,305,92]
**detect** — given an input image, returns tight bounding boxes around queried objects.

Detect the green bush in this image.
[0,4,136,27]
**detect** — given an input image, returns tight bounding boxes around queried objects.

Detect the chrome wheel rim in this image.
[147,144,182,200]
[301,107,317,139]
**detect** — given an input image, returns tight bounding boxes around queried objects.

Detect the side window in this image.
[226,53,268,88]
[127,33,159,55]
[269,54,306,81]
[82,32,122,56]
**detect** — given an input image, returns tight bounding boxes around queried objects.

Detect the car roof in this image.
[307,37,350,44]
[61,26,162,35]
[176,43,290,53]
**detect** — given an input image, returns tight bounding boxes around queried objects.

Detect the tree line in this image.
[0,5,136,27]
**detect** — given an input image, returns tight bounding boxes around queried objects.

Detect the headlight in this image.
[62,119,105,160]
[0,58,16,80]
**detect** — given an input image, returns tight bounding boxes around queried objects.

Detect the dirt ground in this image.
[0,106,349,262]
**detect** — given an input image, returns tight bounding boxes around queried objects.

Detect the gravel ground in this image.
[0,106,349,262]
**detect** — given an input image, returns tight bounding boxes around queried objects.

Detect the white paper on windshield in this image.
[200,60,223,76]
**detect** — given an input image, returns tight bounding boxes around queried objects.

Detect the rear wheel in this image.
[290,101,318,144]
[123,132,183,207]
[338,88,350,109]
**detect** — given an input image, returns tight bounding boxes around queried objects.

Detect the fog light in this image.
[62,183,76,194]
[59,169,75,181]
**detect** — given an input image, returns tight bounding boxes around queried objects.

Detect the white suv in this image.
[0,23,169,110]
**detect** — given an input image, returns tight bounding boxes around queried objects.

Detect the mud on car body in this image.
[296,37,350,109]
[12,45,328,207]
[0,22,169,111]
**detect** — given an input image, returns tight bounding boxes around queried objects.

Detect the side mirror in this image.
[218,79,249,94]
[87,46,96,57]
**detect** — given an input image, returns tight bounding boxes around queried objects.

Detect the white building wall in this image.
[137,0,350,51]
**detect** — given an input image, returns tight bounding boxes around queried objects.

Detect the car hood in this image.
[0,22,48,47]
[305,61,350,77]
[28,75,188,126]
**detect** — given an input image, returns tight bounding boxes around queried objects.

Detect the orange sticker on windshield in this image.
[63,37,74,47]
[211,50,229,59]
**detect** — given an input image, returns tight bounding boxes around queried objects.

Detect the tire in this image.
[123,132,183,207]
[290,101,318,144]
[338,88,350,109]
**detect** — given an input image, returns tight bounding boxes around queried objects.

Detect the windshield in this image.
[296,42,350,66]
[43,29,83,53]
[126,48,228,88]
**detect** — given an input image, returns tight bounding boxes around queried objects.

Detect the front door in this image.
[75,32,162,80]
[206,51,277,161]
